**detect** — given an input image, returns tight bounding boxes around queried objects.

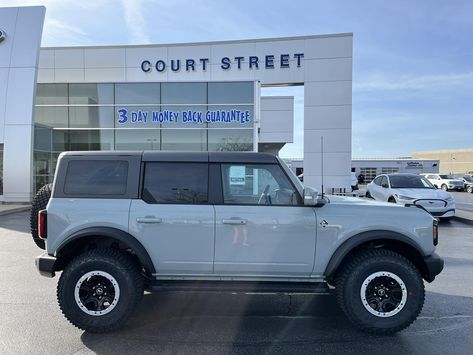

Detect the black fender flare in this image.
[324,230,426,280]
[57,227,156,274]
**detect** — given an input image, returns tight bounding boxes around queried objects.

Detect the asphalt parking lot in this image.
[450,191,473,212]
[1,212,473,355]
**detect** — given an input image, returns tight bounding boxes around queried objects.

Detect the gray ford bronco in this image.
[33,151,443,334]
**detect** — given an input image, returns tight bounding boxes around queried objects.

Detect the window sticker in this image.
[229,166,246,185]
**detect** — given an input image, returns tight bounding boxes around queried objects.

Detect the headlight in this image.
[395,194,415,200]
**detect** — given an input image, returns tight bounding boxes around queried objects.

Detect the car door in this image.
[213,163,317,276]
[129,161,215,275]
[378,175,390,201]
[369,176,383,200]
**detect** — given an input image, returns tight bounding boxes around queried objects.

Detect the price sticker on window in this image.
[229,166,246,185]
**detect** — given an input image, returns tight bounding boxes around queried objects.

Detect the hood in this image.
[391,188,451,200]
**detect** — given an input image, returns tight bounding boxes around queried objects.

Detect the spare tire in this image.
[30,184,52,250]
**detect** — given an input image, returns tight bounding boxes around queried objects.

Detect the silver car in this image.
[33,151,443,334]
[367,173,455,221]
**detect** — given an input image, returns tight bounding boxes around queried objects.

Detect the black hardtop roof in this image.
[60,151,278,164]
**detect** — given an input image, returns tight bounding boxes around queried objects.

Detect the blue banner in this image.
[116,108,251,125]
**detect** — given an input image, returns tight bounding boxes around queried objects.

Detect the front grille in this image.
[414,199,447,208]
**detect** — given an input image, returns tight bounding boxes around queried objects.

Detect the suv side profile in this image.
[35,151,443,334]
[421,173,464,191]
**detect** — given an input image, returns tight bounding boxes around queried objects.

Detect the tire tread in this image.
[57,248,144,333]
[335,248,425,335]
[30,183,52,249]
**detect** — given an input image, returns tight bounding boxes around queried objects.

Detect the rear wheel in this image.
[388,196,396,203]
[365,190,373,199]
[57,248,144,333]
[336,249,424,334]
[30,184,52,249]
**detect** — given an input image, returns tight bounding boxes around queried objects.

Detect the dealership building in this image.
[0,6,353,202]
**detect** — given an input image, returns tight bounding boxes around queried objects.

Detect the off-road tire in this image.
[30,183,52,249]
[57,248,144,333]
[335,249,424,334]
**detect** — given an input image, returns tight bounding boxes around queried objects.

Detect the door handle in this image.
[222,218,247,225]
[136,217,163,224]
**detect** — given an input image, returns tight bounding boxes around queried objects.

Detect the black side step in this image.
[148,280,330,294]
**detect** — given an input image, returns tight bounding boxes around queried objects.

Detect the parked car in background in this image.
[420,173,464,191]
[367,173,455,221]
[456,175,473,193]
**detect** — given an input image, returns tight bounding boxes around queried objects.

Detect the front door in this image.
[129,162,214,275]
[214,163,317,276]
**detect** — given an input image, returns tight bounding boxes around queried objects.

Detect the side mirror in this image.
[303,186,320,206]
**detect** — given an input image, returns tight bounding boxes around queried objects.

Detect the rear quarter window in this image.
[64,160,129,195]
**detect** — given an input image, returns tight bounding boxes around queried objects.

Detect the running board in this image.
[147,280,330,294]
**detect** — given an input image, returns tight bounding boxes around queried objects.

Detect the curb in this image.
[453,216,473,226]
[453,209,473,226]
[0,206,30,216]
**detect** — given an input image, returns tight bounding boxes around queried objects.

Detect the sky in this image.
[1,0,472,158]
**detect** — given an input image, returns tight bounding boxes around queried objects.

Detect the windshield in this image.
[463,176,473,183]
[389,175,435,189]
[439,174,454,179]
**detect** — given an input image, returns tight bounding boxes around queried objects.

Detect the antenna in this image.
[321,136,324,199]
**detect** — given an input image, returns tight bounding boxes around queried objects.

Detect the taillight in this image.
[433,219,439,246]
[38,210,47,239]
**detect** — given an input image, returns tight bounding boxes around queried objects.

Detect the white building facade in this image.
[0,6,353,202]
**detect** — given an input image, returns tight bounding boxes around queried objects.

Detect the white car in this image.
[420,173,464,191]
[367,173,455,221]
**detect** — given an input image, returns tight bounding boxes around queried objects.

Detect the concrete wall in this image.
[0,6,45,202]
[412,149,473,174]
[260,96,294,144]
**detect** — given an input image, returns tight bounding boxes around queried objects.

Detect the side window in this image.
[220,164,301,205]
[142,163,208,204]
[380,176,388,187]
[64,160,128,195]
[373,176,382,186]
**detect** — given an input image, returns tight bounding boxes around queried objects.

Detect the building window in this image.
[381,167,399,174]
[359,167,377,183]
[33,82,255,192]
[0,144,3,195]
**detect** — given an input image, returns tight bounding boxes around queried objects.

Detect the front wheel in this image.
[441,184,448,191]
[468,186,473,193]
[57,248,144,333]
[336,249,424,334]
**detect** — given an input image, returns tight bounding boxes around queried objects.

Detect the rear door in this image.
[129,162,215,275]
[213,163,317,276]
